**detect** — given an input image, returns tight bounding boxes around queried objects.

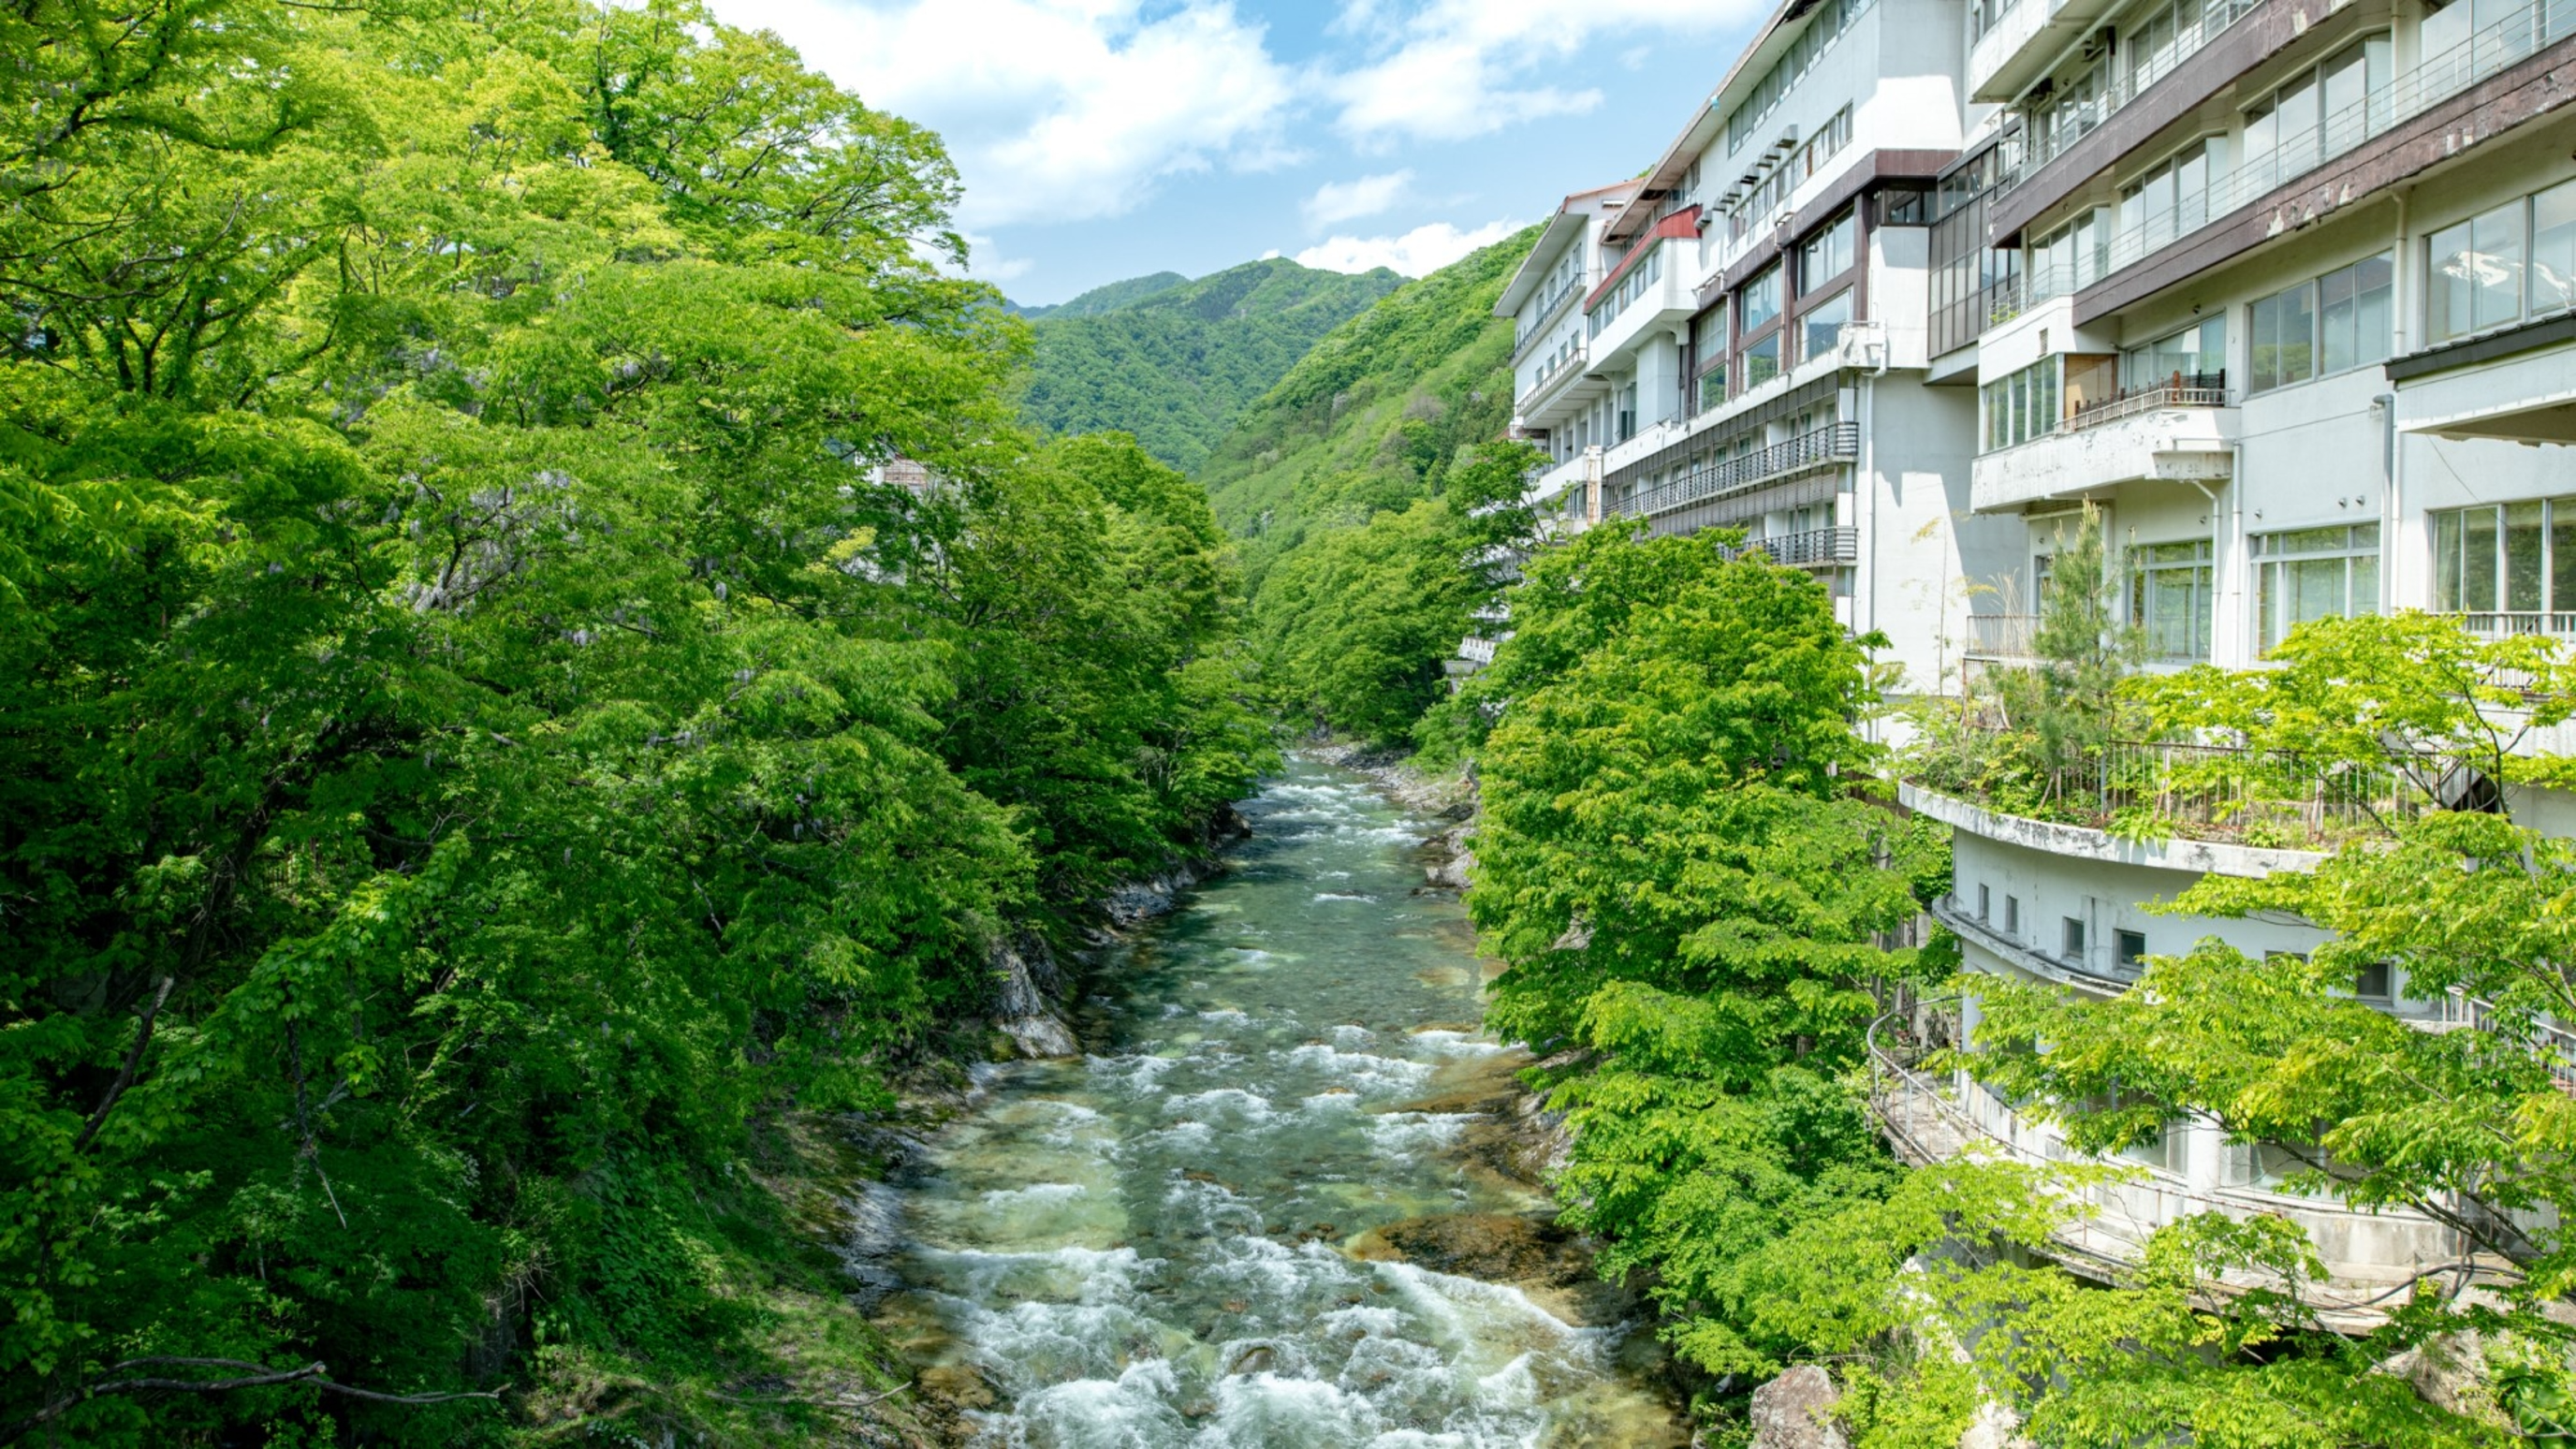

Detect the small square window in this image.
[2117,929,2146,967]
[2355,961,2393,999]
[1978,884,1992,920]
[2063,917,2087,959]
[2005,897,2020,934]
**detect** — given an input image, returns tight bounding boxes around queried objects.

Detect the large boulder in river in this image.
[989,936,1079,1059]
[1749,1366,1849,1449]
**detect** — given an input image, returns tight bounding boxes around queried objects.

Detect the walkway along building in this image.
[1493,0,2576,1316]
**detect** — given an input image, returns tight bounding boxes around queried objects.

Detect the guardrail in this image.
[2066,375,2230,432]
[2452,611,2576,638]
[2002,0,2266,183]
[1518,340,1591,415]
[1606,422,1859,521]
[1963,612,2039,659]
[1735,525,1859,568]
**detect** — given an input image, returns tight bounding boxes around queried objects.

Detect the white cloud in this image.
[709,0,1298,230]
[1302,170,1413,228]
[1295,219,1523,277]
[1327,0,1762,145]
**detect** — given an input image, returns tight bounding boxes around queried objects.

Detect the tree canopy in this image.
[0,2,1270,1442]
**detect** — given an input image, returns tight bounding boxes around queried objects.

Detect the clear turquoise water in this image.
[875,759,1686,1447]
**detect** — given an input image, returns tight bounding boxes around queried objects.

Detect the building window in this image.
[1727,0,1863,157]
[2130,539,2214,661]
[2253,523,2380,649]
[1978,883,1992,920]
[1742,331,1781,389]
[1739,263,1782,333]
[2433,497,2576,625]
[2122,315,2227,390]
[1695,365,1728,414]
[2428,178,2576,344]
[2005,896,2020,935]
[2354,960,2393,999]
[2246,253,2392,394]
[2117,929,2147,968]
[2063,916,2087,959]
[2117,136,2225,255]
[1800,211,1857,291]
[2027,207,2112,299]
[1878,184,1930,226]
[1800,289,1852,363]
[1980,358,2062,451]
[2242,34,2391,195]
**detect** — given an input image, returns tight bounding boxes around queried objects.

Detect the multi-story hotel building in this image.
[1496,0,2576,1311]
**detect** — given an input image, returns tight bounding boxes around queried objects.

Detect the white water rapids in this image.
[865,761,1688,1447]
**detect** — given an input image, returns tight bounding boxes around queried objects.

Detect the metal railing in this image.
[2435,990,2576,1093]
[1607,422,1860,521]
[1518,340,1590,413]
[2005,0,2267,183]
[2066,374,2231,431]
[2026,0,2576,306]
[1734,525,1859,568]
[1511,279,1585,364]
[1456,637,1499,666]
[1963,612,2040,659]
[1907,730,2442,844]
[2453,610,2576,638]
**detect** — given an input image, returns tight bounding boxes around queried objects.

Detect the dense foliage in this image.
[0,3,1268,1443]
[1195,231,1533,591]
[1015,259,1401,476]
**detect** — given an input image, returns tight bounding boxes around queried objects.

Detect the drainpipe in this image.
[2378,391,2401,612]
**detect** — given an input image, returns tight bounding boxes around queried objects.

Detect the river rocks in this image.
[1422,821,1475,890]
[1749,1366,1850,1449]
[988,934,1080,1060]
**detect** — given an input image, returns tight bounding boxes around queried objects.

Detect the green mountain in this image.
[1009,271,1187,320]
[1017,257,1404,476]
[1196,227,1541,590]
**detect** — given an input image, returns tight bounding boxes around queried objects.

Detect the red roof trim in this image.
[1583,206,1703,314]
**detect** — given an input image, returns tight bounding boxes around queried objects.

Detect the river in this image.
[868,759,1690,1447]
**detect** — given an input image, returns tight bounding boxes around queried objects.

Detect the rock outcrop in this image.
[1749,1366,1850,1449]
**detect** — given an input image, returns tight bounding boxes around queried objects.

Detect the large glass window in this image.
[2248,252,2390,391]
[1742,331,1781,389]
[2254,523,2380,648]
[1800,289,1852,363]
[2119,137,2227,253]
[1739,263,1782,332]
[2428,179,2576,344]
[2130,539,2215,661]
[2122,315,2228,389]
[2433,497,2576,626]
[1800,211,1857,290]
[1980,359,2063,451]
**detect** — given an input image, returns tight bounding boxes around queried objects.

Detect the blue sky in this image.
[705,0,1771,305]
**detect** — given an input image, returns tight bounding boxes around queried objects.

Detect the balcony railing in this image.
[1519,340,1590,412]
[1511,278,1586,364]
[1733,525,1859,568]
[1906,730,2443,846]
[2066,373,2231,431]
[2453,610,2576,638]
[2006,0,2266,183]
[2026,0,2576,306]
[1607,422,1860,521]
[1964,611,2040,659]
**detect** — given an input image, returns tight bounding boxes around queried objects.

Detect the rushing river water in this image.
[871,760,1689,1447]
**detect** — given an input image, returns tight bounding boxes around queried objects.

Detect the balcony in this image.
[1971,389,2233,512]
[1510,279,1585,366]
[1607,422,1859,522]
[1995,0,2265,165]
[1962,611,2040,664]
[1516,339,1599,428]
[2023,0,2576,306]
[1584,233,1694,370]
[1903,731,2438,852]
[1740,525,1859,569]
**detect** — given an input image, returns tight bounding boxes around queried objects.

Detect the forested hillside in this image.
[1016,258,1401,475]
[0,3,1269,1443]
[1007,271,1184,320]
[1197,232,1538,747]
